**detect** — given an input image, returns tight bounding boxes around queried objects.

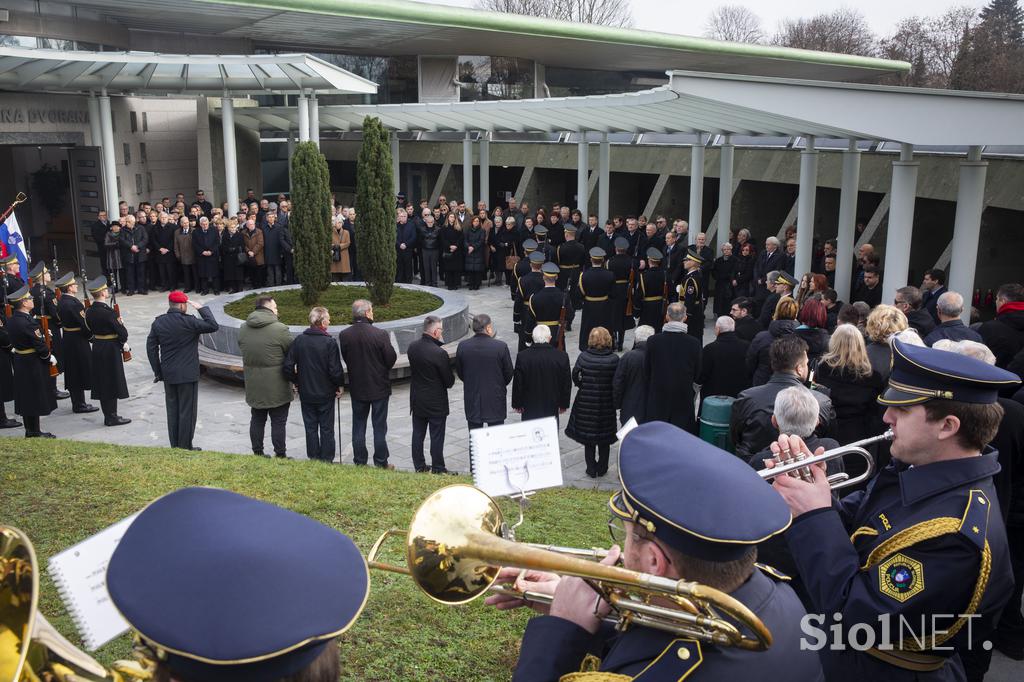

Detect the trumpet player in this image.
[772,338,1021,681]
[487,422,824,681]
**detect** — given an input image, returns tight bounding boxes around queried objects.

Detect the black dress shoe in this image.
[73,404,99,414]
[275,452,287,458]
[0,418,22,428]
[26,432,56,438]
[253,451,271,458]
[189,446,202,451]
[104,416,131,426]
[55,390,70,400]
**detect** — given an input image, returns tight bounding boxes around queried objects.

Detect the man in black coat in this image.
[85,276,131,426]
[730,297,761,342]
[577,248,616,351]
[54,273,96,414]
[339,300,398,468]
[979,283,1024,379]
[852,264,883,309]
[285,306,345,462]
[146,291,219,451]
[528,263,571,349]
[120,215,148,295]
[511,325,571,422]
[753,236,783,292]
[455,314,513,471]
[697,316,751,411]
[607,238,635,352]
[613,324,654,426]
[407,315,455,473]
[633,250,667,333]
[192,217,220,295]
[921,268,947,325]
[643,303,702,433]
[262,212,285,286]
[90,210,112,283]
[895,285,936,338]
[6,285,56,437]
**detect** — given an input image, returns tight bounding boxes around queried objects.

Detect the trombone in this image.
[758,430,894,490]
[368,484,773,651]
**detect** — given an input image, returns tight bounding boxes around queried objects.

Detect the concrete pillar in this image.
[688,136,705,246]
[97,93,119,217]
[794,136,818,278]
[882,144,919,305]
[949,146,987,323]
[87,93,102,147]
[391,133,400,197]
[835,140,861,303]
[479,132,490,208]
[577,133,589,221]
[598,133,610,224]
[308,94,320,148]
[286,132,295,195]
[462,131,473,205]
[298,93,310,142]
[221,93,239,215]
[717,135,734,252]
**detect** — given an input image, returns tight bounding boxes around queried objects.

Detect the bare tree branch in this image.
[704,5,764,43]
[474,0,634,28]
[772,8,877,56]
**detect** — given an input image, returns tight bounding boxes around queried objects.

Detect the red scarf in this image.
[998,301,1024,316]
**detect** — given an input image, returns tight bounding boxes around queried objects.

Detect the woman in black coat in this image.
[219,221,246,293]
[732,242,755,298]
[463,216,487,290]
[746,296,799,386]
[439,213,464,291]
[712,243,737,317]
[566,326,620,478]
[496,218,523,297]
[795,298,831,369]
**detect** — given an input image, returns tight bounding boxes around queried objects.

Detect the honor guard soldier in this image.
[634,248,667,333]
[54,272,97,414]
[1,253,23,294]
[0,255,21,428]
[681,248,706,345]
[85,276,131,426]
[28,262,68,400]
[775,339,1020,682]
[533,224,556,263]
[607,237,635,352]
[491,422,823,682]
[529,263,571,350]
[107,487,370,682]
[577,248,616,352]
[760,272,796,328]
[517,252,547,351]
[513,240,540,344]
[6,285,57,437]
[556,225,587,332]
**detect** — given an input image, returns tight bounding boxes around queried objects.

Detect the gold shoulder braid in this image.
[560,674,632,682]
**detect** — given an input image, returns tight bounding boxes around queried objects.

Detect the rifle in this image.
[40,315,59,378]
[52,244,59,278]
[624,267,635,316]
[110,270,132,362]
[661,277,670,324]
[556,295,568,351]
[81,267,90,308]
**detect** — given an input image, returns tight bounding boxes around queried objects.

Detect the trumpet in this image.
[368,484,773,651]
[758,431,894,490]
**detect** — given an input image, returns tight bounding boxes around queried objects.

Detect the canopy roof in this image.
[0,47,378,95]
[224,71,1024,147]
[64,0,907,82]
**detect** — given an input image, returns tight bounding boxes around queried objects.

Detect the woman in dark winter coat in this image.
[219,219,246,293]
[497,217,523,297]
[566,326,620,478]
[746,296,798,386]
[439,213,464,290]
[732,242,755,298]
[463,216,487,290]
[712,242,737,317]
[795,298,831,368]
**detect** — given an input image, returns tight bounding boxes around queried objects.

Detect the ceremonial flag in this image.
[0,211,29,282]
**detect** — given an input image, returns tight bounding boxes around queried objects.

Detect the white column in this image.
[286,132,295,194]
[298,93,310,142]
[577,132,589,221]
[87,93,106,202]
[688,135,705,246]
[97,92,119,217]
[479,132,490,208]
[598,132,610,224]
[717,135,734,253]
[794,136,818,278]
[835,140,861,302]
[949,146,987,323]
[882,144,919,305]
[308,94,320,148]
[221,93,239,215]
[391,133,400,196]
[462,132,473,205]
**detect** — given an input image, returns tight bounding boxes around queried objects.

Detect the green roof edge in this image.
[204,0,911,74]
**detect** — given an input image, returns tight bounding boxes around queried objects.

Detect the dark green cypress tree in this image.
[290,141,332,306]
[980,0,1024,45]
[354,116,396,304]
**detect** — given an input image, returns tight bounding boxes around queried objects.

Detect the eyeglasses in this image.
[608,517,630,546]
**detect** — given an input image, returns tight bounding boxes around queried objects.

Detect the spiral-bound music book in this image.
[47,514,137,650]
[470,417,563,497]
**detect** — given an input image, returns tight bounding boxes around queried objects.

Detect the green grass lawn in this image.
[0,440,610,681]
[224,284,443,325]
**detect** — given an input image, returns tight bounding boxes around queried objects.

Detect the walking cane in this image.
[336,392,342,464]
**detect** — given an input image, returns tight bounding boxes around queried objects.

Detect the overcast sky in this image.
[417,0,982,38]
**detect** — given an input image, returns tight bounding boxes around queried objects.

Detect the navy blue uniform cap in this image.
[879,338,1020,406]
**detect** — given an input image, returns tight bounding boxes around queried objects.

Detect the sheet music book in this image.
[470,417,563,497]
[47,514,137,650]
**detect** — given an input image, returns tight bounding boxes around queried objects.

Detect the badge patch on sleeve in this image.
[878,553,924,602]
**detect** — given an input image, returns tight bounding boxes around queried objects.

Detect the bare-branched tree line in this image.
[475,0,633,28]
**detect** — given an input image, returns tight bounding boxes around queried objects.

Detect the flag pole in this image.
[0,192,27,226]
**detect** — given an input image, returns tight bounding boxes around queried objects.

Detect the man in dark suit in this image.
[511,324,571,423]
[921,267,947,325]
[455,314,513,471]
[407,315,455,473]
[895,285,936,338]
[90,210,112,283]
[395,208,418,284]
[730,297,762,342]
[753,236,783,291]
[146,291,219,451]
[662,230,684,293]
[852,264,883,309]
[698,316,752,411]
[285,306,346,462]
[643,303,702,433]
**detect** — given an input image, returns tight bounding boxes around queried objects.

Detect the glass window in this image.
[139,142,147,163]
[457,56,534,102]
[142,112,148,132]
[116,175,122,198]
[122,143,130,165]
[130,111,138,133]
[146,172,153,194]
[0,35,38,48]
[135,173,143,195]
[546,67,667,97]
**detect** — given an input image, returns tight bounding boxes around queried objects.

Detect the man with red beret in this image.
[146,290,219,450]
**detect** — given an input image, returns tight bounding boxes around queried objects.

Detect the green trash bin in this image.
[699,395,735,453]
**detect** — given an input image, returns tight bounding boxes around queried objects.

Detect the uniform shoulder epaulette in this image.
[958,489,992,552]
[755,562,792,581]
[630,639,702,680]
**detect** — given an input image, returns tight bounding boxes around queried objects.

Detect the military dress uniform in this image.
[681,249,706,345]
[633,251,667,333]
[577,248,616,352]
[0,255,20,428]
[28,262,67,400]
[785,340,1021,682]
[54,272,96,413]
[6,286,57,437]
[607,239,635,351]
[84,277,130,425]
[529,263,571,349]
[513,422,824,682]
[517,252,547,351]
[513,239,540,335]
[534,226,556,264]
